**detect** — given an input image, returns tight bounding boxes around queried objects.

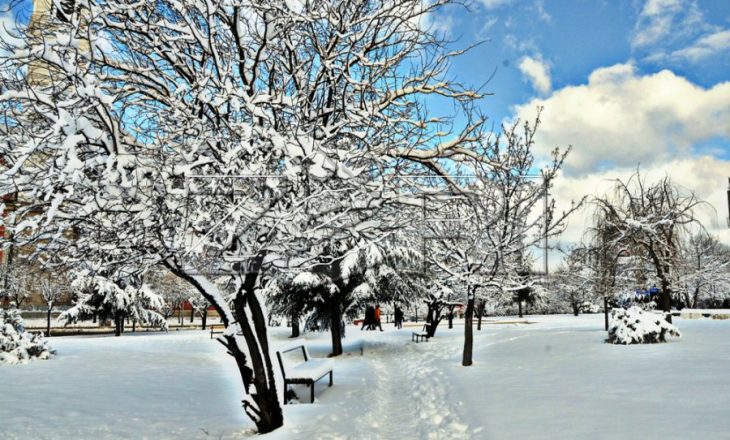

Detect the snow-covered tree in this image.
[279,238,422,356]
[553,247,596,316]
[0,0,493,432]
[592,172,706,323]
[0,307,54,364]
[0,263,37,310]
[188,292,211,329]
[423,116,582,366]
[40,277,68,336]
[59,273,167,336]
[677,233,730,309]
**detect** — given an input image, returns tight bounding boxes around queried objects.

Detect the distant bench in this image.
[412,324,431,343]
[210,324,225,339]
[276,343,334,404]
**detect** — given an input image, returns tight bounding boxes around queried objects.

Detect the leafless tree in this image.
[592,172,706,323]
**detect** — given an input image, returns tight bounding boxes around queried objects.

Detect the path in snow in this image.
[266,325,488,439]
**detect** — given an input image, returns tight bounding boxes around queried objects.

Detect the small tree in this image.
[40,278,66,336]
[59,273,167,336]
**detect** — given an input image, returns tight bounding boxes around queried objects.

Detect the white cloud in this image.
[669,29,730,62]
[535,0,551,23]
[631,0,730,65]
[547,157,730,265]
[518,56,552,95]
[631,0,705,49]
[513,63,730,176]
[478,0,514,9]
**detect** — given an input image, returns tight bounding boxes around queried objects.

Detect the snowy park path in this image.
[267,325,493,439]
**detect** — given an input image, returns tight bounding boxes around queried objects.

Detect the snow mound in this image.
[607,307,681,345]
[0,309,55,365]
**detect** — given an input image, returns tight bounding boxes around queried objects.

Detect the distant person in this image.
[394,306,404,329]
[361,305,375,331]
[374,305,384,331]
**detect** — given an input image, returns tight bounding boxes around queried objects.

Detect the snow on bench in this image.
[412,324,431,343]
[276,343,334,404]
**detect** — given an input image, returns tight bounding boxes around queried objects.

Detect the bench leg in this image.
[310,382,315,404]
[329,371,333,387]
[284,384,288,405]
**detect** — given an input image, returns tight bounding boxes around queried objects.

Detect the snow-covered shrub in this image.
[0,308,55,365]
[606,306,681,345]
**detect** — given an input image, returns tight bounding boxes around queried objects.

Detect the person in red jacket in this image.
[374,305,384,331]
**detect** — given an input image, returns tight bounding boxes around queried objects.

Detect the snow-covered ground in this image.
[3,315,729,439]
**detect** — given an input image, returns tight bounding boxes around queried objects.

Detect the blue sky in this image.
[422,0,730,253]
[433,0,730,125]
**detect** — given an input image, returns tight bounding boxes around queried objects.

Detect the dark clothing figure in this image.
[394,307,404,329]
[361,306,375,330]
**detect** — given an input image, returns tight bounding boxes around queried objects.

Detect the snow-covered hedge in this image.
[0,308,55,365]
[606,306,681,345]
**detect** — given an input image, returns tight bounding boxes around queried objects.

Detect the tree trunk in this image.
[448,307,454,329]
[518,300,523,318]
[233,256,284,433]
[462,297,474,366]
[572,302,580,316]
[604,297,609,331]
[190,306,195,323]
[114,314,122,337]
[290,310,300,338]
[46,307,52,337]
[476,300,485,331]
[167,258,283,434]
[201,308,208,330]
[425,301,442,338]
[329,302,343,356]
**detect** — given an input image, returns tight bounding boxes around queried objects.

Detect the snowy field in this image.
[3,315,730,439]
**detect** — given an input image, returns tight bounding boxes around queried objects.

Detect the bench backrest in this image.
[276,344,310,381]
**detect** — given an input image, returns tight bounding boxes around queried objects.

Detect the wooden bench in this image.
[412,324,431,342]
[210,324,225,339]
[276,343,334,404]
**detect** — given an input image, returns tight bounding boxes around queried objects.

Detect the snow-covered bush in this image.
[0,308,55,365]
[606,306,681,345]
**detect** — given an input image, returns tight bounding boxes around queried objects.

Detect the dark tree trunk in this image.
[329,303,343,356]
[132,320,137,332]
[476,300,485,331]
[290,310,300,338]
[46,307,52,337]
[660,278,672,324]
[572,302,580,316]
[190,306,194,323]
[448,307,454,329]
[114,314,122,337]
[462,297,475,366]
[166,257,283,434]
[233,255,283,433]
[518,300,523,318]
[425,301,442,338]
[604,297,609,331]
[201,308,208,330]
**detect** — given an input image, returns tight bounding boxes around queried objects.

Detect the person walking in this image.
[361,305,375,331]
[394,306,403,329]
[374,305,384,331]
